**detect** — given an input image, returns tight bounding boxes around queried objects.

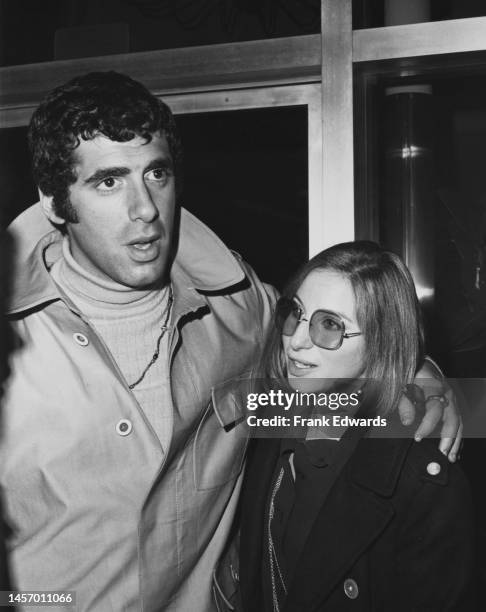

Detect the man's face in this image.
[57,132,176,289]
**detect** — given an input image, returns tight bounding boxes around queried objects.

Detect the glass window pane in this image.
[0,127,36,226]
[177,106,308,289]
[356,66,486,603]
[362,73,486,378]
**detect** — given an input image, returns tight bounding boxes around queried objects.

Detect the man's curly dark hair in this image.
[28,71,183,223]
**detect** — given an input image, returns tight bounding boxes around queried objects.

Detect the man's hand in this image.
[397,359,462,462]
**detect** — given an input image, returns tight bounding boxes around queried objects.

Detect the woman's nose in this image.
[289,319,313,350]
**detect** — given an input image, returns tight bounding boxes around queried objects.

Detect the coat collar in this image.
[6,203,246,315]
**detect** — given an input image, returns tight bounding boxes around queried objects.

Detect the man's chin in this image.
[118,265,169,290]
[119,277,166,291]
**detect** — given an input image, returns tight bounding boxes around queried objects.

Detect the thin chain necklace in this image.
[128,285,174,390]
[268,466,287,612]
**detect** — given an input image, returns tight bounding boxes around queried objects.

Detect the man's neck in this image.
[53,237,166,308]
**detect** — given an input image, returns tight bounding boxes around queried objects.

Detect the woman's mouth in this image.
[287,355,317,376]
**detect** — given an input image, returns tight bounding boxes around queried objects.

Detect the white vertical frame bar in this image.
[307,88,324,256]
[321,0,354,247]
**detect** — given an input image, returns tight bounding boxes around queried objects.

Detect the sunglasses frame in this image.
[275,297,362,350]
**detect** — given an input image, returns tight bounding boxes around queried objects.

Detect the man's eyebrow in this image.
[83,157,174,185]
[144,158,174,173]
[84,167,130,185]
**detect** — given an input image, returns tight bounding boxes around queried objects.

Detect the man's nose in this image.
[289,319,313,350]
[129,182,159,223]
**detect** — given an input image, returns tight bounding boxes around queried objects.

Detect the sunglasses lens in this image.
[310,311,344,349]
[275,298,300,336]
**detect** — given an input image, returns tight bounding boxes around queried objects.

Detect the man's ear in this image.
[39,189,66,226]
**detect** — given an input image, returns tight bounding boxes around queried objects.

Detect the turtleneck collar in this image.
[52,237,166,309]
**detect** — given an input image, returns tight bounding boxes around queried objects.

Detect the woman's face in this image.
[282,269,366,391]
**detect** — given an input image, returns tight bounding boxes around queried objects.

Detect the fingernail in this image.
[414,435,422,442]
[440,448,448,456]
[449,453,456,462]
[403,418,412,426]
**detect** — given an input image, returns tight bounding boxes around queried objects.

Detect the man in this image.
[2,71,275,610]
[2,71,459,611]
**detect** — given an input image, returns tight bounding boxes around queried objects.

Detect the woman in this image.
[236,241,474,611]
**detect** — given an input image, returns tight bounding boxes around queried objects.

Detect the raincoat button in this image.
[73,332,89,346]
[343,578,359,599]
[116,419,133,436]
[426,461,441,476]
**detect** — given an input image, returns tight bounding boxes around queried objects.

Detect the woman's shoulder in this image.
[349,436,469,497]
[403,438,452,483]
[401,438,472,502]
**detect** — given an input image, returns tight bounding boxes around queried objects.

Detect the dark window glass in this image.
[177,106,308,289]
[0,127,36,227]
[357,70,486,593]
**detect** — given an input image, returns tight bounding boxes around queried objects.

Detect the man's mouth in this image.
[128,234,160,246]
[127,235,161,261]
[132,242,154,251]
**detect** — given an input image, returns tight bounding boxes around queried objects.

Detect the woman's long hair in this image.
[260,241,424,415]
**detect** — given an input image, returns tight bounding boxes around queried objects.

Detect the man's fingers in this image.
[397,394,416,426]
[440,419,463,462]
[450,420,463,457]
[413,402,442,441]
[438,389,462,461]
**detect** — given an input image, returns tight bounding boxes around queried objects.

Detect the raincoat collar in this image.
[7,203,246,316]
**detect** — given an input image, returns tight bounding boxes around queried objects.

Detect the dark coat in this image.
[234,435,476,612]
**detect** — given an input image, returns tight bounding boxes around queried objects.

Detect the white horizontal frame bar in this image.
[354,16,486,63]
[165,83,318,114]
[0,35,321,129]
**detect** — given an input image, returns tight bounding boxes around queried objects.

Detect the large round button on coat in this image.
[426,461,441,476]
[116,419,133,436]
[343,578,359,599]
[73,332,89,346]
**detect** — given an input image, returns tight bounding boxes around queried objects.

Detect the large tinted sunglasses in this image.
[275,296,362,350]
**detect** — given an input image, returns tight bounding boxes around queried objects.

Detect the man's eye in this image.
[97,177,118,191]
[146,168,170,183]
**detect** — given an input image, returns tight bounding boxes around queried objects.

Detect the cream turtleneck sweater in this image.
[50,238,172,451]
